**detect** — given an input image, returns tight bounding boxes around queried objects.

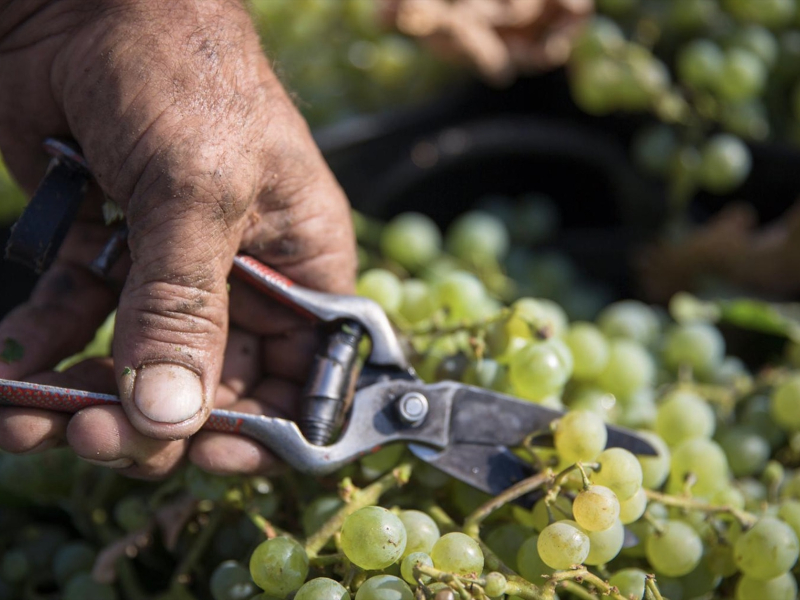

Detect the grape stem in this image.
[645,575,665,600]
[544,568,629,600]
[304,462,412,558]
[643,489,758,527]
[170,505,224,587]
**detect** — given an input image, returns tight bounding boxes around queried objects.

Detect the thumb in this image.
[113,178,242,440]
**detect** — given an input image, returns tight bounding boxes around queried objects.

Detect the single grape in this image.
[485,523,533,566]
[662,322,726,377]
[360,444,406,480]
[357,269,403,314]
[400,552,432,585]
[734,517,799,580]
[210,561,257,600]
[777,500,800,541]
[715,48,767,102]
[609,568,646,599]
[429,532,483,577]
[445,210,510,262]
[537,521,590,570]
[570,57,624,115]
[355,575,413,600]
[63,573,118,600]
[380,212,441,270]
[583,518,624,565]
[677,563,721,599]
[295,578,351,600]
[717,427,770,477]
[564,322,609,380]
[724,0,796,27]
[670,438,730,497]
[655,389,716,446]
[398,510,440,557]
[645,520,703,577]
[113,496,151,532]
[341,507,407,570]
[596,300,660,346]
[508,339,572,401]
[705,541,738,577]
[516,535,554,581]
[677,39,724,89]
[399,279,436,324]
[669,0,720,30]
[53,541,96,587]
[596,339,655,398]
[571,16,625,60]
[249,537,309,597]
[770,375,800,431]
[483,572,507,597]
[592,448,643,501]
[553,410,608,464]
[573,485,620,532]
[731,24,778,67]
[567,387,617,422]
[736,572,797,600]
[618,488,647,524]
[698,133,753,194]
[435,270,488,322]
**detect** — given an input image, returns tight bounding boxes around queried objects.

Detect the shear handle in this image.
[231,255,410,370]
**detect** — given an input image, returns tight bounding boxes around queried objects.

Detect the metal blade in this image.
[444,383,658,456]
[408,442,536,500]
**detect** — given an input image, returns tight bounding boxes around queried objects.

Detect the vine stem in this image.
[644,489,758,527]
[170,505,225,587]
[645,576,665,600]
[545,568,628,600]
[304,462,412,557]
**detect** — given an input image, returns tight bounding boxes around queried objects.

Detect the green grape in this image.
[429,533,483,577]
[553,410,608,464]
[360,444,406,480]
[295,578,350,600]
[445,210,510,261]
[592,448,643,501]
[400,552,432,585]
[508,339,572,401]
[717,427,770,477]
[670,438,730,497]
[736,572,797,600]
[485,523,533,566]
[662,323,725,377]
[435,270,488,322]
[531,496,574,532]
[669,0,720,30]
[398,510,440,557]
[596,339,655,398]
[516,534,554,581]
[302,496,344,538]
[53,542,96,587]
[113,496,151,532]
[655,390,716,446]
[357,269,404,314]
[741,395,785,450]
[354,575,413,600]
[567,387,617,422]
[678,563,721,599]
[677,39,724,88]
[482,571,507,597]
[63,573,118,600]
[631,124,678,177]
[564,322,609,380]
[0,549,27,584]
[573,485,620,532]
[597,300,659,346]
[583,518,624,565]
[570,56,624,115]
[399,279,436,324]
[731,25,778,67]
[537,521,590,570]
[616,387,657,430]
[341,507,406,570]
[710,485,746,510]
[463,359,507,391]
[705,541,738,577]
[210,561,257,600]
[609,568,646,599]
[715,48,766,102]
[571,16,625,60]
[734,516,799,579]
[619,488,647,524]
[720,101,770,141]
[777,500,800,541]
[698,133,752,194]
[249,537,309,597]
[645,520,703,577]
[770,375,800,431]
[380,212,441,270]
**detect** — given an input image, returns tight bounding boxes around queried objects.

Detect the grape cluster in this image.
[572,0,800,201]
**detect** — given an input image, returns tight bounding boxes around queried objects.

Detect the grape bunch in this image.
[571,0,800,204]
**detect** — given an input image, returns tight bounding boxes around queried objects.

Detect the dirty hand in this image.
[0,0,356,477]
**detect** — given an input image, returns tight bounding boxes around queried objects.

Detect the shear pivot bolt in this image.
[396,392,429,425]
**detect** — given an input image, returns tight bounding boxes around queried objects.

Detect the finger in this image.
[228,278,308,336]
[216,327,261,407]
[67,405,187,479]
[261,328,320,384]
[189,379,301,475]
[0,261,116,380]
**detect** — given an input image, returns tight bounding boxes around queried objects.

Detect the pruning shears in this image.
[0,139,656,496]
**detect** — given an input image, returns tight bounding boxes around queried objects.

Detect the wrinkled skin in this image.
[0,0,356,478]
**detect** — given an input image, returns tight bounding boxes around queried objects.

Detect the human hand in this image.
[0,0,356,477]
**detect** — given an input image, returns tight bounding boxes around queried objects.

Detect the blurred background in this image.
[3,0,800,318]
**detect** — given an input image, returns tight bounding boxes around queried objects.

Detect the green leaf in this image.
[0,337,24,364]
[717,298,800,341]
